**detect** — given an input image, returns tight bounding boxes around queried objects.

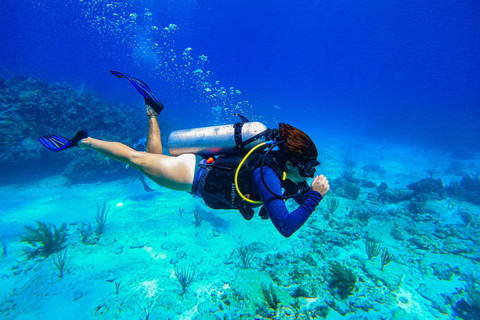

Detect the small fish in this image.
[273,105,281,110]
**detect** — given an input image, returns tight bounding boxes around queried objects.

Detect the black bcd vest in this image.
[199,152,301,220]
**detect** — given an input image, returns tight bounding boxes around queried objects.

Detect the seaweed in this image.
[381,248,394,271]
[193,207,203,227]
[139,299,156,320]
[326,196,340,213]
[79,200,109,244]
[348,208,372,225]
[328,262,357,299]
[52,248,67,278]
[174,264,196,295]
[454,274,480,320]
[115,281,121,294]
[365,240,381,260]
[261,283,281,315]
[95,200,109,236]
[238,244,255,269]
[80,223,96,245]
[21,221,67,259]
[341,159,359,183]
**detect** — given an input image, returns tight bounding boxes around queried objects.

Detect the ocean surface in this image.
[0,1,479,319]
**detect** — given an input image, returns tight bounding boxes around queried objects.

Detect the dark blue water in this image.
[2,2,480,319]
[1,0,479,155]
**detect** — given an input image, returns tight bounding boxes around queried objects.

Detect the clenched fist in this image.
[311,174,329,197]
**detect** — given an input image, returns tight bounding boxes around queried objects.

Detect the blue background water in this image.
[2,2,480,319]
[1,0,479,155]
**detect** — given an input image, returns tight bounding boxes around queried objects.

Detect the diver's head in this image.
[278,123,320,179]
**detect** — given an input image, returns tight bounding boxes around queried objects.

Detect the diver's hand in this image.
[311,175,329,197]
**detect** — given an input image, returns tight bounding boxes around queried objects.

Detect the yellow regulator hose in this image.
[234,142,269,204]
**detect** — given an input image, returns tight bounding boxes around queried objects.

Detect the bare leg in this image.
[78,137,196,191]
[146,106,162,154]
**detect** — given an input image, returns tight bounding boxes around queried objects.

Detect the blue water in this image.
[1,0,479,154]
[1,1,480,319]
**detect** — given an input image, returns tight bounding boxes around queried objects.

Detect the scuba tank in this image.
[168,118,269,157]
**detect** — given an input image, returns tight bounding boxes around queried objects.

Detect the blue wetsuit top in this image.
[252,167,323,238]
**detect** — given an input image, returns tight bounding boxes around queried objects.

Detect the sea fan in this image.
[21,221,67,259]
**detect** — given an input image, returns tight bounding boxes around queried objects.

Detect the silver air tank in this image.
[168,122,268,157]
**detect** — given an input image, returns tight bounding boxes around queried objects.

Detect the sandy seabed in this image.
[1,133,479,320]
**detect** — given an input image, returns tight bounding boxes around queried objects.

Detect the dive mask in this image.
[297,160,320,178]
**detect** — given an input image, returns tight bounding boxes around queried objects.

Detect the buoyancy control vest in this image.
[198,151,300,220]
[167,117,306,220]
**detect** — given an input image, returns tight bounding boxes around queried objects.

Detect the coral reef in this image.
[0,76,174,184]
[407,177,446,200]
[377,185,413,204]
[453,273,480,320]
[330,177,360,200]
[362,163,386,179]
[447,175,480,205]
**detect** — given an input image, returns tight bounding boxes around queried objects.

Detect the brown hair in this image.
[278,123,318,164]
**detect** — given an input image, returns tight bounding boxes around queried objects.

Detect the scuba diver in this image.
[38,71,330,238]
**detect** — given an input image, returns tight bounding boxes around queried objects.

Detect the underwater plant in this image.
[341,158,357,183]
[80,223,96,245]
[193,207,203,227]
[381,248,394,271]
[95,200,109,236]
[238,244,255,269]
[52,248,67,278]
[365,240,381,260]
[328,262,357,299]
[260,283,281,317]
[326,196,340,213]
[348,208,371,225]
[174,264,196,295]
[115,281,121,294]
[21,221,67,259]
[139,299,156,320]
[453,273,480,319]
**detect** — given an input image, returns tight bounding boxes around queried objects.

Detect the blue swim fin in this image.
[109,70,164,115]
[38,130,88,152]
